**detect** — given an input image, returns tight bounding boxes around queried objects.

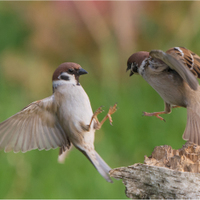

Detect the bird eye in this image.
[68,68,74,73]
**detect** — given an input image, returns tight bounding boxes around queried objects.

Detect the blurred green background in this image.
[0,1,200,199]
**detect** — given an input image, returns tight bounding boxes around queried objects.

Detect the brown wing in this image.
[150,49,199,90]
[0,95,70,153]
[166,47,200,79]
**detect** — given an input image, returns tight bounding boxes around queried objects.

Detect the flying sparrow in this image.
[127,47,200,145]
[0,62,117,182]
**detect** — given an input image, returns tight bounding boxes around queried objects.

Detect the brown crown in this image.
[127,51,149,67]
[52,62,82,81]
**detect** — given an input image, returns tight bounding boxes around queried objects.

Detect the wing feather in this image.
[0,95,70,153]
[14,117,27,153]
[48,126,61,147]
[36,113,51,151]
[0,118,18,148]
[43,125,55,149]
[26,116,35,150]
[33,117,41,150]
[21,116,32,153]
[54,124,65,144]
[29,116,38,150]
[5,116,25,152]
[167,47,200,79]
[150,49,199,90]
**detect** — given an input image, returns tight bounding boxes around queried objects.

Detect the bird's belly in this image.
[144,73,188,107]
[60,97,93,130]
[157,89,186,107]
[56,86,94,144]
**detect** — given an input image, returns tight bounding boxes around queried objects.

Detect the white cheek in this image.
[64,74,76,84]
[52,75,77,89]
[138,59,147,76]
[53,80,67,88]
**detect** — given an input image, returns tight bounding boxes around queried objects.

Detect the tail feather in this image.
[80,148,113,183]
[183,107,200,145]
[95,151,112,173]
[58,145,73,164]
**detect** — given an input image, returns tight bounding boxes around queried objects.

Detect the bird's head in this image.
[127,51,149,76]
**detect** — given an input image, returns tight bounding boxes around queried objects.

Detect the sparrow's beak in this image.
[126,62,131,72]
[129,70,134,76]
[78,68,88,76]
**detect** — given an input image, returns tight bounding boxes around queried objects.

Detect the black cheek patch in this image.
[60,75,70,81]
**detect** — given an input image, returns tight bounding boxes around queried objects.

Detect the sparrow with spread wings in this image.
[0,62,117,182]
[127,47,200,145]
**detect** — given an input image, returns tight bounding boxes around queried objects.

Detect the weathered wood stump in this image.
[110,142,200,199]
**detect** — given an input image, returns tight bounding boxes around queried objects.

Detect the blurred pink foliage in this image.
[2,1,198,87]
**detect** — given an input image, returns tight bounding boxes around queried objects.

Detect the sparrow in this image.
[127,47,200,145]
[0,62,117,182]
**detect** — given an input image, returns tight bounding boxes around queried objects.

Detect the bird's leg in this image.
[88,103,117,131]
[98,103,117,127]
[80,106,104,132]
[143,111,167,121]
[172,105,180,109]
[88,106,104,130]
[143,102,171,122]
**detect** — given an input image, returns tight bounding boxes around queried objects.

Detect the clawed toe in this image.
[108,103,117,115]
[91,103,118,129]
[107,103,117,125]
[142,111,166,122]
[94,106,104,115]
[88,106,104,131]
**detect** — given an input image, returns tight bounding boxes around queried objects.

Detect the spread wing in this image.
[0,95,70,153]
[166,47,200,79]
[150,48,199,91]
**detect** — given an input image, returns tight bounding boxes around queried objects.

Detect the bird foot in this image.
[93,106,104,117]
[107,103,117,125]
[89,103,117,130]
[88,106,104,130]
[143,111,166,122]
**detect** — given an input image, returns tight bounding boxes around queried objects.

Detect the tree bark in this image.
[110,142,200,199]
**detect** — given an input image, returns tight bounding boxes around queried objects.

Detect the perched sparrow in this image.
[0,62,117,182]
[127,47,200,145]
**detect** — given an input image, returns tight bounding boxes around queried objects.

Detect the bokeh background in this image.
[0,1,200,199]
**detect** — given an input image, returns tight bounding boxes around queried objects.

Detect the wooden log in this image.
[110,142,200,199]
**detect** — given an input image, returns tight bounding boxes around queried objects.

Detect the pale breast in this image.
[55,84,94,135]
